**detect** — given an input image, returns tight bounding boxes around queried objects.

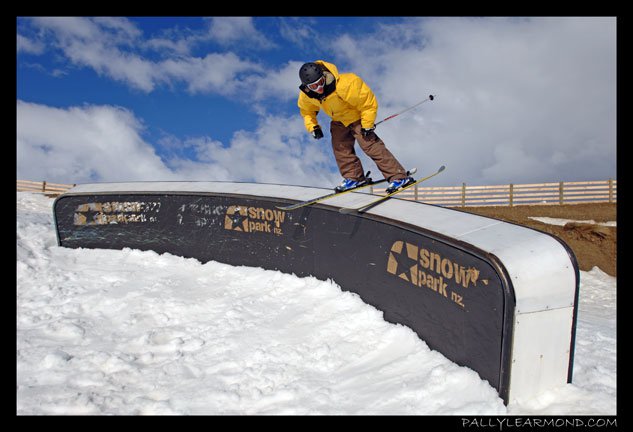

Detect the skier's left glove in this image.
[361,127,376,140]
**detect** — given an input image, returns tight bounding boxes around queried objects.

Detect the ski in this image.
[339,165,446,215]
[276,168,417,211]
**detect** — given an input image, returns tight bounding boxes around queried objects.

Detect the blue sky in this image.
[17,17,616,187]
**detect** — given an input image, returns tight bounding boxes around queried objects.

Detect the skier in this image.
[297,60,414,193]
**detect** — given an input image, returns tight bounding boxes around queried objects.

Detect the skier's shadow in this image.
[291,205,363,243]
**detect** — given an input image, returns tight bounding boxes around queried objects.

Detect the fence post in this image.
[509,184,514,207]
[608,179,613,203]
[42,181,47,193]
[461,183,466,207]
[369,185,374,195]
[414,184,419,202]
[559,181,564,205]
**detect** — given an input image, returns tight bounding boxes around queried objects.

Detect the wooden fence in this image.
[17,180,75,196]
[17,179,617,206]
[371,179,617,207]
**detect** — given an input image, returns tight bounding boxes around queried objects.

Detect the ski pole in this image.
[375,94,435,127]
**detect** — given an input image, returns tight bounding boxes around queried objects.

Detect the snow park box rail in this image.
[53,181,579,405]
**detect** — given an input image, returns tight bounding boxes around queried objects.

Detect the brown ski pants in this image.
[329,120,407,182]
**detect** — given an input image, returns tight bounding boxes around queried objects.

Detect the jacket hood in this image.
[314,60,340,81]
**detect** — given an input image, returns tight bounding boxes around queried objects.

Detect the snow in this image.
[528,216,616,227]
[17,192,616,415]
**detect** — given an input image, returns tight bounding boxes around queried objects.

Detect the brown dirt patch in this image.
[452,203,617,276]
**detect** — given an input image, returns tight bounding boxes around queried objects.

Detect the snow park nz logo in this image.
[73,201,161,225]
[224,205,286,236]
[386,240,489,309]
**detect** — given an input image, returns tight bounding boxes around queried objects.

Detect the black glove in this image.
[312,125,324,139]
[361,126,376,140]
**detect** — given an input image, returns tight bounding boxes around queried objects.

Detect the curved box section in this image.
[53,182,579,404]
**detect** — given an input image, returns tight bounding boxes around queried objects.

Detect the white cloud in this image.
[30,17,159,92]
[161,53,263,95]
[92,16,142,41]
[206,17,275,49]
[17,34,44,54]
[246,60,305,102]
[331,17,616,185]
[145,36,193,56]
[17,100,339,186]
[162,114,339,186]
[278,18,319,48]
[32,16,102,41]
[144,17,275,56]
[17,101,176,183]
[22,17,267,95]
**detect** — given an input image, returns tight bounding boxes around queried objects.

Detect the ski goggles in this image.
[306,75,325,91]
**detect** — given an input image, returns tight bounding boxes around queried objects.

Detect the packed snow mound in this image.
[17,193,616,415]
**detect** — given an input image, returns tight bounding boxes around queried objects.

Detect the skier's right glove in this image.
[312,125,324,140]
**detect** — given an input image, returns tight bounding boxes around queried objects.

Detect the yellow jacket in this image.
[297,60,378,132]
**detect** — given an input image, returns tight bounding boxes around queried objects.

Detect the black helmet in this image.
[299,62,323,85]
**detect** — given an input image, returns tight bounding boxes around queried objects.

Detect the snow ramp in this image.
[53,181,579,405]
